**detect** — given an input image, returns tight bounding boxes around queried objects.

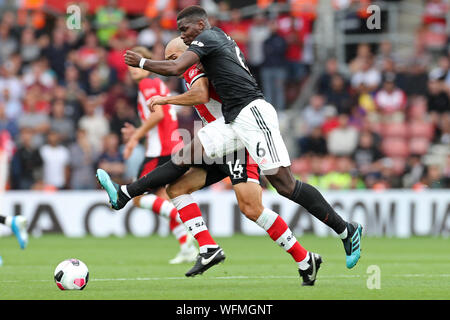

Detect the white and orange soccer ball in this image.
[54,259,89,290]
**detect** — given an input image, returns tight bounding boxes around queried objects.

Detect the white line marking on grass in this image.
[1,274,449,283]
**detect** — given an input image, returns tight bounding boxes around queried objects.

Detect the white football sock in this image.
[339,227,348,240]
[298,252,311,270]
[5,216,12,227]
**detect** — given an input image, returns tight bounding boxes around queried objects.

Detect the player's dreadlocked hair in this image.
[176,5,208,22]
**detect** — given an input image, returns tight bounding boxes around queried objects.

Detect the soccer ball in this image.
[54,258,89,290]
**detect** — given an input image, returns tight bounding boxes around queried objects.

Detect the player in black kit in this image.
[98,5,362,283]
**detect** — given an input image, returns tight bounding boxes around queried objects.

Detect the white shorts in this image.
[197,116,245,160]
[197,99,291,172]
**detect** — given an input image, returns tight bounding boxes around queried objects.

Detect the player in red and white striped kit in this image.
[117,7,363,281]
[98,39,321,284]
[145,38,319,283]
[121,46,197,264]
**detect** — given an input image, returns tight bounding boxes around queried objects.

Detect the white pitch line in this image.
[0,274,449,284]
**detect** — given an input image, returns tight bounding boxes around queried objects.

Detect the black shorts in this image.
[199,149,260,188]
[136,155,172,193]
[137,151,260,191]
[137,155,172,179]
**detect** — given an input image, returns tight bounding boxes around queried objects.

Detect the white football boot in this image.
[169,232,198,264]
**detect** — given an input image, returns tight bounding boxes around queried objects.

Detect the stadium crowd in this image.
[0,0,449,192]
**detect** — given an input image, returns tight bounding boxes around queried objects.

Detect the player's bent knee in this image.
[267,176,296,198]
[267,178,291,197]
[166,184,182,199]
[166,184,193,199]
[165,185,176,199]
[239,202,263,222]
[265,167,297,198]
[275,184,294,198]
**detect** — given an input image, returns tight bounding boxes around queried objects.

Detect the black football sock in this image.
[289,181,347,235]
[126,160,189,198]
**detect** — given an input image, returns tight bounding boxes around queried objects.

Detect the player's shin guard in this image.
[126,160,189,198]
[289,181,347,235]
[256,208,310,270]
[139,194,186,245]
[172,194,218,253]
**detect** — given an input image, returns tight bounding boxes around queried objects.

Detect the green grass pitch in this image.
[0,234,449,300]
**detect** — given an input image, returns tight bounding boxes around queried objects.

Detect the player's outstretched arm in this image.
[124,50,200,76]
[148,77,210,111]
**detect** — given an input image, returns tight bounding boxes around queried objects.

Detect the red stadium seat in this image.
[381,137,410,157]
[381,122,408,138]
[320,156,337,174]
[409,102,427,119]
[408,122,434,140]
[291,157,311,175]
[409,137,430,155]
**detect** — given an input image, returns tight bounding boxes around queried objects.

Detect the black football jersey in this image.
[187,27,264,123]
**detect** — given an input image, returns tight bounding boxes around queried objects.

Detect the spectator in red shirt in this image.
[422,0,448,31]
[219,8,250,57]
[277,14,313,82]
[107,19,137,81]
[78,32,102,72]
[420,0,448,52]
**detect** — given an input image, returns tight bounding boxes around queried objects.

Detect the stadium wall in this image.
[0,190,448,238]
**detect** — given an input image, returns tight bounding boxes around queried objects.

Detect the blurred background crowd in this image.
[0,0,449,192]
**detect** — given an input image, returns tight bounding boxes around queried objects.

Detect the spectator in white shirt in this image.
[247,13,270,86]
[39,131,70,189]
[327,113,359,156]
[0,62,24,109]
[374,72,407,121]
[302,94,334,134]
[78,98,110,153]
[351,57,381,93]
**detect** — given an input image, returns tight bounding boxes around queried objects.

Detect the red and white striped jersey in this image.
[183,64,223,124]
[137,77,183,157]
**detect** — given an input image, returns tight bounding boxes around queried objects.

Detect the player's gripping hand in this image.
[147,95,168,112]
[124,50,142,68]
